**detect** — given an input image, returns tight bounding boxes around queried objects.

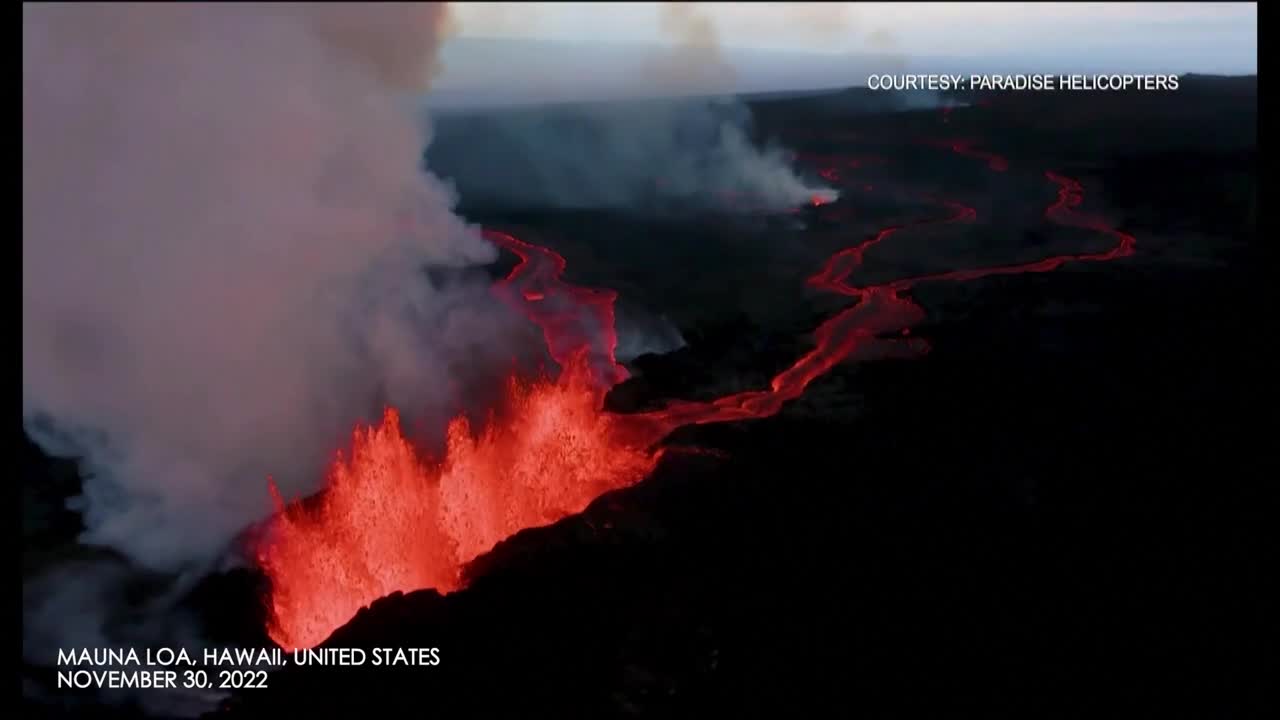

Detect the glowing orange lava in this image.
[256,353,659,650]
[257,135,1136,649]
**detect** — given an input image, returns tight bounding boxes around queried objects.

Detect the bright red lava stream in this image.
[256,142,1134,650]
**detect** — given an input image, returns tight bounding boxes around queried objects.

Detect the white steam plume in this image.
[22,2,512,573]
[429,97,832,212]
[426,2,833,213]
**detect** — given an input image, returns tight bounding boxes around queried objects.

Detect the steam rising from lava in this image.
[432,97,831,213]
[22,0,497,570]
[428,3,832,213]
[22,0,512,701]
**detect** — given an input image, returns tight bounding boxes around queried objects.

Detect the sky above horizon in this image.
[427,2,1256,106]
[448,2,1257,73]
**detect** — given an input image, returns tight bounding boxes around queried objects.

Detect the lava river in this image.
[256,142,1134,650]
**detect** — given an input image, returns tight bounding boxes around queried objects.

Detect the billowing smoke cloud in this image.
[614,304,687,364]
[23,1,516,707]
[22,0,509,569]
[23,556,228,716]
[649,2,736,93]
[430,96,828,212]
[427,3,833,213]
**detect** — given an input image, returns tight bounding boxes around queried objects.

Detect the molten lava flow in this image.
[947,139,1009,172]
[630,169,1133,431]
[257,134,1136,650]
[808,201,977,296]
[628,200,975,431]
[876,173,1135,289]
[486,229,628,392]
[257,354,659,649]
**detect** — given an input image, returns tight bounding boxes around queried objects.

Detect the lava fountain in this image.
[257,354,660,650]
[256,231,661,650]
